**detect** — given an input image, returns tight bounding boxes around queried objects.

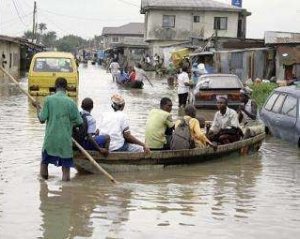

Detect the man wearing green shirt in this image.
[145,97,174,150]
[33,78,83,181]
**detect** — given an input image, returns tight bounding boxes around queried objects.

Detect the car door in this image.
[263,92,286,137]
[276,94,298,144]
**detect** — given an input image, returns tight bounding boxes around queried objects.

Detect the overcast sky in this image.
[0,0,299,39]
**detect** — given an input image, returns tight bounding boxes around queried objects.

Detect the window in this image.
[112,37,119,43]
[281,95,297,118]
[194,16,200,23]
[34,57,73,72]
[163,15,175,28]
[214,17,227,30]
[272,94,286,113]
[264,92,279,111]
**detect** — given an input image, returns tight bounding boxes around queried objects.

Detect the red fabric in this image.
[129,72,136,82]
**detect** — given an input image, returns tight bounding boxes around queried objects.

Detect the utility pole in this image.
[32,1,37,43]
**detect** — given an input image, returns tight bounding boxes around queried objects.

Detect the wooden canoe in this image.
[116,78,144,89]
[74,132,265,174]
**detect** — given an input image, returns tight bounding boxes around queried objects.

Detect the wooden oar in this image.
[0,65,36,102]
[0,65,117,184]
[145,75,154,87]
[72,139,117,183]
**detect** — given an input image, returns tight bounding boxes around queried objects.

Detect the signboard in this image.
[232,0,242,7]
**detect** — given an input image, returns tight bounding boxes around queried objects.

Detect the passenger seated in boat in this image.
[237,87,264,139]
[207,96,243,145]
[134,63,147,82]
[98,94,150,153]
[79,98,110,156]
[175,105,215,148]
[128,67,136,82]
[145,97,175,150]
[117,68,129,84]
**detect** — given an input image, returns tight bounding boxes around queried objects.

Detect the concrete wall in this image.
[0,40,20,80]
[145,10,239,41]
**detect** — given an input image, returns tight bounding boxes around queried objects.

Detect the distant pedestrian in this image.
[177,66,191,108]
[109,59,120,82]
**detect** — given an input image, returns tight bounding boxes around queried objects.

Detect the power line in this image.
[116,0,140,7]
[11,0,27,26]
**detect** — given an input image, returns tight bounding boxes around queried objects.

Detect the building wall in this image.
[0,40,20,80]
[103,35,144,49]
[145,10,240,41]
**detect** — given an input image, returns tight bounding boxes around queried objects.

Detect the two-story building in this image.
[102,22,148,68]
[140,0,251,55]
[102,22,145,49]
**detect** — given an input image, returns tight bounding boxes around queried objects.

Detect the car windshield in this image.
[33,57,73,72]
[198,75,242,89]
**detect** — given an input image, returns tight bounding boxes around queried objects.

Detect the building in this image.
[102,22,148,68]
[264,31,300,80]
[140,0,251,55]
[102,22,145,49]
[0,35,45,81]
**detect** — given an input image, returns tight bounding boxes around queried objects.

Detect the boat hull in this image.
[74,133,265,173]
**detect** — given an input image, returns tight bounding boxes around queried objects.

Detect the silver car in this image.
[260,86,300,146]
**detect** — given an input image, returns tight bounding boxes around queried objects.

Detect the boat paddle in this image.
[144,75,154,87]
[0,65,117,184]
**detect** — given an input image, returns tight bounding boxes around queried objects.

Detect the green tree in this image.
[23,30,34,39]
[38,23,47,35]
[42,31,57,48]
[56,35,87,53]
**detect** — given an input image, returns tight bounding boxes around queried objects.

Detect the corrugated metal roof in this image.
[264,31,300,44]
[0,34,45,49]
[102,22,144,36]
[141,0,250,14]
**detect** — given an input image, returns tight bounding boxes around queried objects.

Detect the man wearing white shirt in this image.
[177,66,191,107]
[98,94,150,153]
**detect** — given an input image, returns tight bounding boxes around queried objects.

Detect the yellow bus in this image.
[28,52,79,97]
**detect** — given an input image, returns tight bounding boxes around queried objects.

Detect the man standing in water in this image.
[32,78,83,181]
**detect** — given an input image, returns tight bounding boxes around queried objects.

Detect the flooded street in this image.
[0,64,300,239]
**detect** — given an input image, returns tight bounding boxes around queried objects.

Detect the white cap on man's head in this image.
[111,93,125,105]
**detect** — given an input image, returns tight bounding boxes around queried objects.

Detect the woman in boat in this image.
[175,104,215,148]
[98,94,150,153]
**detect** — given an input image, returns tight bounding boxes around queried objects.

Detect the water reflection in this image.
[1,65,300,238]
[38,152,263,238]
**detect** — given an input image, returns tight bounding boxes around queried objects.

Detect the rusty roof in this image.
[141,0,251,15]
[0,34,45,49]
[264,31,300,44]
[102,22,144,36]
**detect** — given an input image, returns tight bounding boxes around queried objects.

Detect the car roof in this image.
[33,51,74,58]
[274,85,300,97]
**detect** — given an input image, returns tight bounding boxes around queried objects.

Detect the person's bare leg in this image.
[62,167,70,181]
[40,163,48,180]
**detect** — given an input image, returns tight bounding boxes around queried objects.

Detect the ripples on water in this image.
[0,65,300,238]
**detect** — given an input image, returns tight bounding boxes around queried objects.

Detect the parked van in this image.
[28,52,79,96]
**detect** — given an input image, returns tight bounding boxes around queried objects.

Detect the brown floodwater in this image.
[0,64,300,239]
